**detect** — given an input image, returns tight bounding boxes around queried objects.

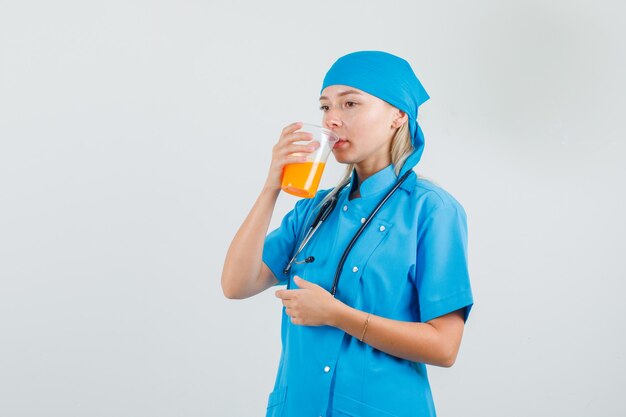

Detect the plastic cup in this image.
[281,123,338,198]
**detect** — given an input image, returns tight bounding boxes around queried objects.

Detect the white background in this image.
[1,1,625,416]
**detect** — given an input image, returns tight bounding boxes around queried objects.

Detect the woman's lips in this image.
[333,139,348,149]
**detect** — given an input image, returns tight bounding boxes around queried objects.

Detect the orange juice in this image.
[281,161,326,198]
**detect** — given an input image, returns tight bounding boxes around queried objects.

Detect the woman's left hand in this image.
[275,276,343,326]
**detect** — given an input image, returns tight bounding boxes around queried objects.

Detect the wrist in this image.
[261,182,281,196]
[328,298,349,328]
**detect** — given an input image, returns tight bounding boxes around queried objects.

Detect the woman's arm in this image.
[221,122,317,299]
[330,304,466,367]
[221,186,281,299]
[276,276,466,367]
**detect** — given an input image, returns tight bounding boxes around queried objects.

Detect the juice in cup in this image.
[281,123,337,198]
[282,161,326,198]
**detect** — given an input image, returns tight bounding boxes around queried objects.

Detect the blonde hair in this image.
[316,119,414,211]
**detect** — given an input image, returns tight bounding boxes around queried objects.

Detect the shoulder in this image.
[406,174,467,219]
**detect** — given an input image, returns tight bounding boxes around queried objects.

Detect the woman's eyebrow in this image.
[319,90,363,101]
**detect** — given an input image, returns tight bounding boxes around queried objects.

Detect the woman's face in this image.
[319,84,404,168]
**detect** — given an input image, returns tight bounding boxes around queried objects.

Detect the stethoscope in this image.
[282,169,412,297]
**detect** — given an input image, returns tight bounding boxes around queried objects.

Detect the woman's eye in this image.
[319,105,329,111]
[345,101,357,107]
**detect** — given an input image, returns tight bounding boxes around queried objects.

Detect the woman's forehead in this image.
[319,85,369,101]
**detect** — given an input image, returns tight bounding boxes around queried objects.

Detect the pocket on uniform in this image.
[331,392,399,417]
[266,385,287,417]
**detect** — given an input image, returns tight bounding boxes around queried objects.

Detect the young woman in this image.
[221,51,474,417]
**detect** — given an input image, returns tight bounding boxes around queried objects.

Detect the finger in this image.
[285,308,299,321]
[275,289,296,300]
[293,276,315,288]
[279,145,320,165]
[285,142,320,155]
[282,155,308,165]
[286,305,298,313]
[281,121,303,136]
[275,290,289,300]
[281,131,314,145]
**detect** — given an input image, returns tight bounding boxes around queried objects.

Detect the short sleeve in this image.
[414,198,474,323]
[262,198,314,286]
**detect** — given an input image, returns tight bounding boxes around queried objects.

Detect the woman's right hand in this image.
[264,122,320,191]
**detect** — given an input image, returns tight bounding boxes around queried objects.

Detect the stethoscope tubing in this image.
[282,192,342,275]
[283,169,413,296]
[329,169,412,296]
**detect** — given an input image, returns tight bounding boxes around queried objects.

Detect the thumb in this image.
[293,275,313,288]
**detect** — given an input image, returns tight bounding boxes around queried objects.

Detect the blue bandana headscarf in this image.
[320,51,430,177]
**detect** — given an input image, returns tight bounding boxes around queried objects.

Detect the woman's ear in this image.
[392,110,409,128]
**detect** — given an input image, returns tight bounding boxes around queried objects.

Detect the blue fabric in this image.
[262,165,474,417]
[320,50,430,177]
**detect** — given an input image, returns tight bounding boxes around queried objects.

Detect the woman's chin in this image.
[333,156,353,165]
[331,150,354,165]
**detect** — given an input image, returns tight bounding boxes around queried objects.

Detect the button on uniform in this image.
[360,217,366,224]
[324,366,331,373]
[343,205,348,212]
[379,225,386,232]
[352,266,359,273]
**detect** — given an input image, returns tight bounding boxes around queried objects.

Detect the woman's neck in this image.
[354,159,391,184]
[350,159,392,200]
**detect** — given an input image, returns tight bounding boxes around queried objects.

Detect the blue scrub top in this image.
[262,164,474,417]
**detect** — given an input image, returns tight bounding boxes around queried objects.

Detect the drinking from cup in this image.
[281,123,338,198]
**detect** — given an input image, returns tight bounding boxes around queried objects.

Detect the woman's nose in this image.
[323,109,342,129]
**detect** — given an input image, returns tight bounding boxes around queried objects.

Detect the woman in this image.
[221,51,474,417]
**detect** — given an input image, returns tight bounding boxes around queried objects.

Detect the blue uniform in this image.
[263,164,474,417]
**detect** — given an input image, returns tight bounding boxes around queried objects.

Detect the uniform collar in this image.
[348,164,398,199]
